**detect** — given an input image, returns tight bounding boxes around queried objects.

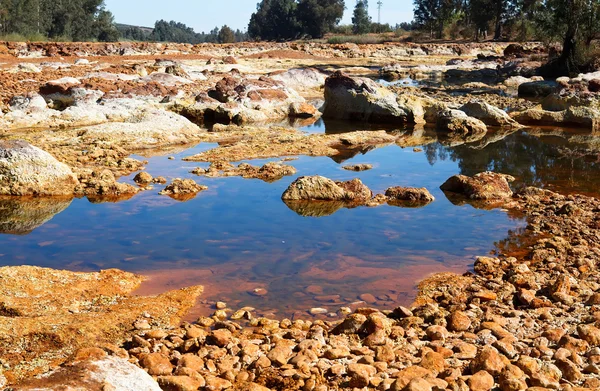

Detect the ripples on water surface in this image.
[2,124,600,318]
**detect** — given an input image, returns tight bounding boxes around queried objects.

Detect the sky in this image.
[104,0,414,33]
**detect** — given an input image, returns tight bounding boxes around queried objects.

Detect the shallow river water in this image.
[1,123,600,319]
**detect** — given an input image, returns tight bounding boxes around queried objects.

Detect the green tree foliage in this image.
[536,0,600,75]
[248,0,300,40]
[218,25,236,43]
[296,0,345,38]
[413,0,458,38]
[352,0,372,34]
[248,0,345,40]
[0,0,120,41]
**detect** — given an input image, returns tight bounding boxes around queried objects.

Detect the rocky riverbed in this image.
[2,40,600,389]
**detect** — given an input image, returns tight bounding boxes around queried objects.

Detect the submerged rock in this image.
[281,175,372,203]
[0,140,78,196]
[440,171,514,200]
[343,163,373,172]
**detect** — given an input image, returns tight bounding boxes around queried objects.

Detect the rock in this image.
[8,93,47,112]
[14,356,161,391]
[267,342,294,366]
[405,377,433,391]
[347,363,377,388]
[385,186,435,205]
[133,171,153,185]
[459,101,521,128]
[158,375,205,391]
[512,106,600,130]
[498,364,527,391]
[578,324,600,346]
[331,313,367,334]
[271,68,326,91]
[0,140,78,196]
[322,71,413,123]
[448,311,471,332]
[468,370,495,391]
[207,329,232,347]
[343,163,373,171]
[391,366,432,391]
[518,81,559,97]
[140,352,173,376]
[503,76,534,89]
[470,346,507,376]
[159,178,207,200]
[436,109,487,136]
[204,375,232,390]
[18,63,41,73]
[420,351,445,375]
[426,325,449,342]
[589,79,600,92]
[440,171,514,201]
[289,102,319,118]
[281,176,372,203]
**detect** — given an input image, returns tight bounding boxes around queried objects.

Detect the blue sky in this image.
[104,0,413,32]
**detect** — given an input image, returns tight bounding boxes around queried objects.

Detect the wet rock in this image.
[281,175,372,203]
[440,171,514,201]
[459,101,521,128]
[322,71,412,123]
[75,169,139,199]
[159,178,207,200]
[385,186,435,205]
[0,140,79,196]
[518,81,559,97]
[436,109,487,136]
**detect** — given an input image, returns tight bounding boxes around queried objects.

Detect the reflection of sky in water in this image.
[1,127,600,316]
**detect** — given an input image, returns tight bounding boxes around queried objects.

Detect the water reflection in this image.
[1,126,600,316]
[0,197,72,235]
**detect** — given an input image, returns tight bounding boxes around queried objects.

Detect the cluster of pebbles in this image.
[102,187,600,390]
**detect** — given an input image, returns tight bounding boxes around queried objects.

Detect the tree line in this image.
[119,21,248,44]
[412,0,600,74]
[0,0,119,41]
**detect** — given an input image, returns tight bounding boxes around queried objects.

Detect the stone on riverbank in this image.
[440,171,514,200]
[0,140,78,196]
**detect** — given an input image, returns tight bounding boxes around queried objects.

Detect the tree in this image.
[413,0,458,38]
[218,25,235,43]
[352,0,372,34]
[248,0,300,40]
[537,0,600,75]
[296,0,345,38]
